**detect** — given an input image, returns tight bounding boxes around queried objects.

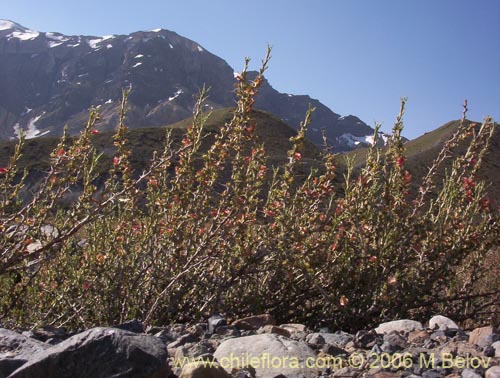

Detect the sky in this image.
[2,0,499,139]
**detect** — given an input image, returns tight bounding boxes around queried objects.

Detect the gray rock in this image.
[462,368,482,378]
[0,328,50,377]
[486,366,500,378]
[354,329,380,349]
[8,327,170,378]
[428,315,459,331]
[478,333,500,349]
[113,319,144,334]
[208,315,227,334]
[214,334,319,378]
[306,332,353,349]
[375,319,424,334]
[484,345,495,357]
[24,325,68,344]
[168,333,199,349]
[492,341,500,357]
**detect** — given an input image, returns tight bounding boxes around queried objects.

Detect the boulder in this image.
[486,366,500,378]
[469,326,499,348]
[491,340,500,357]
[208,315,227,334]
[178,361,230,378]
[429,315,460,331]
[0,328,50,377]
[8,327,170,378]
[214,334,319,378]
[375,319,424,334]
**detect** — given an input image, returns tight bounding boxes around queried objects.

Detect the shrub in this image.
[0,48,498,331]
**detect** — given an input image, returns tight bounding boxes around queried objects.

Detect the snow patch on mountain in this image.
[168,89,183,101]
[87,38,102,49]
[132,62,143,68]
[197,45,204,52]
[13,114,50,140]
[338,133,375,147]
[8,30,40,41]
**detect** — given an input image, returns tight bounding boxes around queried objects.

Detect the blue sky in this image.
[2,0,499,139]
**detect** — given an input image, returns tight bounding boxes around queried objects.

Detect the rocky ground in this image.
[1,315,499,378]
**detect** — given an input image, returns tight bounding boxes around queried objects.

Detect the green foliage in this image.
[0,50,498,331]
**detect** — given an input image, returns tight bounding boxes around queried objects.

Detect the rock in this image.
[354,330,380,349]
[231,366,256,378]
[178,361,230,378]
[168,333,199,349]
[429,315,460,331]
[174,341,214,360]
[375,319,424,334]
[0,328,50,377]
[383,331,408,351]
[113,319,144,334]
[486,366,500,378]
[214,326,240,337]
[484,345,495,357]
[214,334,319,378]
[232,314,275,331]
[422,369,445,378]
[8,327,170,378]
[430,330,448,343]
[306,333,326,349]
[408,329,430,344]
[322,343,347,357]
[331,367,360,377]
[279,323,308,338]
[208,315,227,334]
[492,341,500,357]
[479,334,500,349]
[25,325,68,345]
[256,325,291,338]
[469,326,498,347]
[366,372,400,378]
[461,369,482,378]
[306,332,353,349]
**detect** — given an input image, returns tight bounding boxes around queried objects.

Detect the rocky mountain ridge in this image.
[0,19,377,151]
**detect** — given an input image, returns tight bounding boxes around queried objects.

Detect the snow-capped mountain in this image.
[0,19,376,151]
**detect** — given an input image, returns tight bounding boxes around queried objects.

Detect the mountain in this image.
[0,108,324,198]
[0,19,376,151]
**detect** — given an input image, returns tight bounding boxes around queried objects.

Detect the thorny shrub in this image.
[0,48,498,331]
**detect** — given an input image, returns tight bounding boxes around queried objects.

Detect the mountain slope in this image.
[0,19,375,151]
[345,119,500,199]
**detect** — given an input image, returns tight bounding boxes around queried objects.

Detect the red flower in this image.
[0,167,8,174]
[91,129,100,135]
[404,171,412,185]
[294,152,302,160]
[396,156,405,168]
